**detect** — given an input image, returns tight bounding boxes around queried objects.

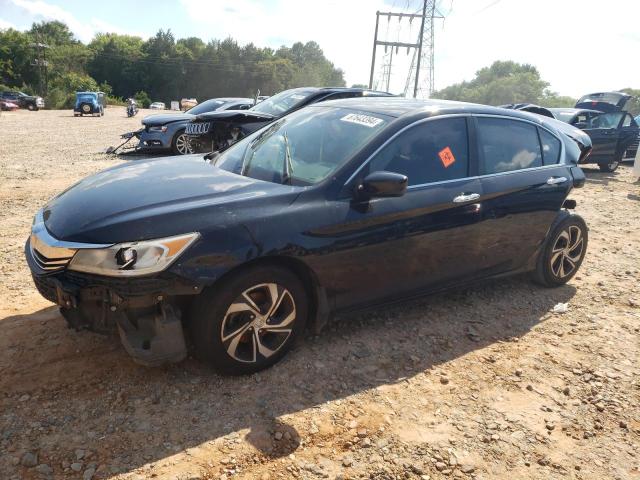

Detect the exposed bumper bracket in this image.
[117,303,188,367]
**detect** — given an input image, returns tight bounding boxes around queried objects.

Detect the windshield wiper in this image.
[282,131,294,185]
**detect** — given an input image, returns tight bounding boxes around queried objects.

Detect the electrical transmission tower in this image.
[369,1,444,98]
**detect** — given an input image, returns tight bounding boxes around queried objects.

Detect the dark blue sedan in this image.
[550,92,639,172]
[26,98,590,374]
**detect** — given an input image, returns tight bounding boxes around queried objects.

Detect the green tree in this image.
[0,21,347,108]
[134,90,151,107]
[433,61,550,105]
[88,33,145,99]
[620,88,640,116]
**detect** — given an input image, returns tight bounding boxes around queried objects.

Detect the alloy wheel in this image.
[550,225,584,278]
[175,133,192,155]
[220,283,296,363]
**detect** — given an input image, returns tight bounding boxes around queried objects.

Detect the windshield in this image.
[76,94,96,102]
[249,89,316,117]
[187,99,225,115]
[213,106,391,185]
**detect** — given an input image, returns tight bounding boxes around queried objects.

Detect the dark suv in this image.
[0,91,45,110]
[185,87,393,153]
[26,98,590,374]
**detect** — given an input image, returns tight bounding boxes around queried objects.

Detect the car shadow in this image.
[0,276,577,477]
[582,167,623,186]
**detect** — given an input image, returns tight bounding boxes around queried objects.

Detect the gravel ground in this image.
[0,108,638,480]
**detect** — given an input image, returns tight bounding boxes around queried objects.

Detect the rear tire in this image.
[189,266,308,375]
[532,215,588,287]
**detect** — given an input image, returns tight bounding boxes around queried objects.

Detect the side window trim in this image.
[471,114,564,175]
[344,114,473,189]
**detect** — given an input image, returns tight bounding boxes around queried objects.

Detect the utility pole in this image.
[30,34,50,98]
[369,2,443,98]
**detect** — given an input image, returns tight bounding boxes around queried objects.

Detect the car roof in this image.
[217,97,254,103]
[549,107,602,114]
[283,86,392,97]
[311,97,539,119]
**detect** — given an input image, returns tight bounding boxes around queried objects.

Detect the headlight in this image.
[68,233,199,277]
[148,126,168,133]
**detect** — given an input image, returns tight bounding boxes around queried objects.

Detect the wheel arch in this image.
[206,255,329,334]
[525,209,573,271]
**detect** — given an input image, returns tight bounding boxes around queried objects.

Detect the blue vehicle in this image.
[73,91,105,117]
[134,98,254,155]
[26,98,591,372]
[550,92,639,172]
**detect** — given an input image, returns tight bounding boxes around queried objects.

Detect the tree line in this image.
[432,60,639,115]
[0,20,346,108]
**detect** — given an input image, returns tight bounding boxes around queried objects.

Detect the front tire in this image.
[189,266,308,375]
[533,215,588,287]
[171,130,192,155]
[598,153,622,172]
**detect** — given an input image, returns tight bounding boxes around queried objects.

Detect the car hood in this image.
[43,155,298,244]
[575,92,631,113]
[142,113,194,126]
[194,110,275,123]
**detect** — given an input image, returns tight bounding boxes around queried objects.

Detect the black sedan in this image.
[26,98,590,374]
[185,86,392,153]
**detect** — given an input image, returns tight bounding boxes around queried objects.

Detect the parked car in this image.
[130,97,254,155]
[549,92,639,172]
[0,91,44,110]
[0,100,19,111]
[74,91,105,117]
[26,98,590,373]
[185,87,393,153]
[500,103,555,118]
[150,102,166,110]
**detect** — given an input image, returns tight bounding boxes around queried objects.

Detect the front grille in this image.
[29,234,75,273]
[185,122,211,136]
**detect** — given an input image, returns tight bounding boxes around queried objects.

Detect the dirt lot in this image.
[0,108,638,480]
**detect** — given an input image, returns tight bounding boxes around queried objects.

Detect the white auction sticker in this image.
[340,113,384,128]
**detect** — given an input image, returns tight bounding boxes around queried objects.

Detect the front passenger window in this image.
[477,118,542,174]
[369,117,469,186]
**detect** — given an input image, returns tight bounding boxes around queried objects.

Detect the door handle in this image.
[453,193,481,203]
[546,176,568,185]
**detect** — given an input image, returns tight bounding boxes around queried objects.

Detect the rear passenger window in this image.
[477,118,542,174]
[538,128,561,165]
[370,117,469,186]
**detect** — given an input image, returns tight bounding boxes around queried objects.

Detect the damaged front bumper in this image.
[26,240,203,366]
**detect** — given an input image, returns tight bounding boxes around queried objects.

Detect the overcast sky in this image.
[1,0,638,97]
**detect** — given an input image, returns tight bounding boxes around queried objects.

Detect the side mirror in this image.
[358,171,408,198]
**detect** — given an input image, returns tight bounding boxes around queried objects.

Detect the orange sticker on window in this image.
[438,146,456,168]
